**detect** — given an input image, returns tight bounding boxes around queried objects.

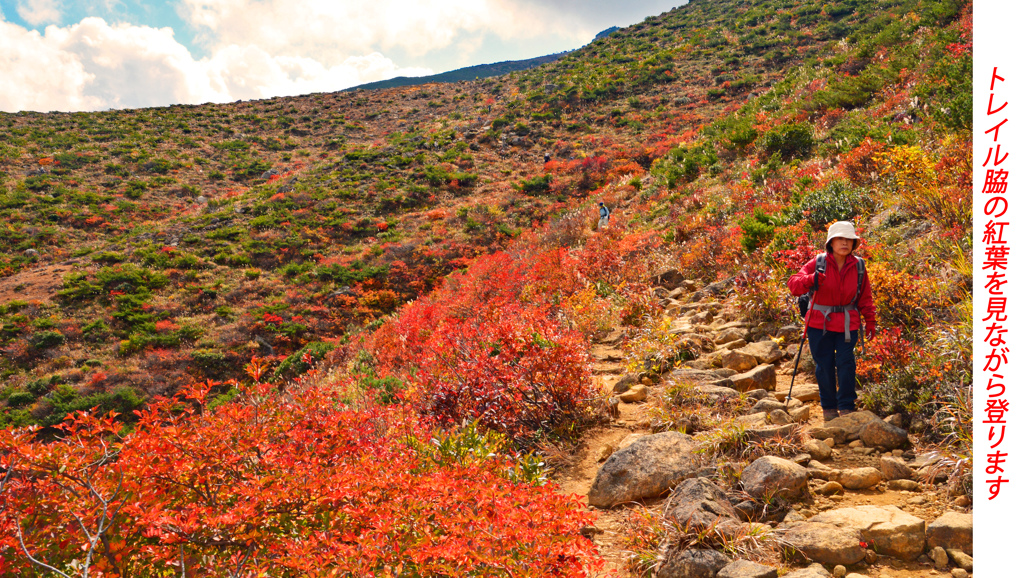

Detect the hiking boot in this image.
[822,409,839,421]
[837,409,855,417]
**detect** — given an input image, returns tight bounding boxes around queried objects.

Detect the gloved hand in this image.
[813,270,825,288]
[864,325,876,341]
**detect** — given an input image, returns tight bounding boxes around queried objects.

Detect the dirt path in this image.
[553,320,969,578]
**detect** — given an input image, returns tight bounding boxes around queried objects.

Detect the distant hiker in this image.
[598,202,611,229]
[544,152,551,164]
[787,221,876,422]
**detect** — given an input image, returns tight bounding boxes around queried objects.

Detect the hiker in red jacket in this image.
[787,221,877,422]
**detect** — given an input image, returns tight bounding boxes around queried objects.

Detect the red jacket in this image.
[787,253,876,334]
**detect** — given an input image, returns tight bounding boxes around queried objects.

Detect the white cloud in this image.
[0,16,432,112]
[16,0,62,26]
[178,0,570,61]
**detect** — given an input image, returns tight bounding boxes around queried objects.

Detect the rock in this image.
[612,374,639,393]
[195,195,207,204]
[804,439,832,461]
[788,405,811,422]
[848,440,864,448]
[23,248,39,257]
[816,481,844,496]
[665,477,738,531]
[832,565,846,578]
[745,423,798,442]
[752,399,786,413]
[741,456,809,500]
[589,432,699,508]
[767,409,793,425]
[953,495,971,507]
[716,328,749,344]
[617,433,647,451]
[620,384,649,403]
[859,419,909,451]
[811,505,926,560]
[718,339,748,350]
[928,546,948,567]
[777,325,802,341]
[730,364,776,392]
[946,548,972,570]
[825,411,883,440]
[695,384,742,400]
[657,547,729,578]
[784,522,866,566]
[716,559,778,578]
[837,467,883,490]
[745,389,770,400]
[879,457,914,481]
[887,479,921,492]
[783,564,831,578]
[652,268,686,289]
[714,368,739,378]
[723,350,758,372]
[737,412,768,427]
[671,368,732,385]
[926,511,972,555]
[737,341,785,365]
[808,427,846,444]
[950,569,968,578]
[884,413,904,428]
[775,382,819,402]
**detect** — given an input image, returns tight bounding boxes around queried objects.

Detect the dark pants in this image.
[807,327,858,411]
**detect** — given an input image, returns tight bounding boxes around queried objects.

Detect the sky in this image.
[0,0,686,113]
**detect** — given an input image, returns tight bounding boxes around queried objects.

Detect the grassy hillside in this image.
[0,0,970,431]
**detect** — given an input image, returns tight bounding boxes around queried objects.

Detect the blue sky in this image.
[0,0,687,112]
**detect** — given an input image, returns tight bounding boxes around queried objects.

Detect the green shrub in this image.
[275,341,338,380]
[739,212,776,253]
[758,122,813,159]
[652,143,718,188]
[517,174,553,196]
[29,331,65,349]
[798,180,863,227]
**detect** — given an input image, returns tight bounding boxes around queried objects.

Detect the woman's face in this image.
[831,237,855,257]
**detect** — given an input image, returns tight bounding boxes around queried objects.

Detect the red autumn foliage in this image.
[0,379,602,576]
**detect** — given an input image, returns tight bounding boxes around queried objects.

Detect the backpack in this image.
[798,254,866,318]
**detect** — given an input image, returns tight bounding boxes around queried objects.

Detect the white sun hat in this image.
[824,221,860,252]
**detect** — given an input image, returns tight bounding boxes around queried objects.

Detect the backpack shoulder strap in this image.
[815,253,827,273]
[853,256,866,302]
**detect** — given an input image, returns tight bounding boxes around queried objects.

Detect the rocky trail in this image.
[553,276,973,578]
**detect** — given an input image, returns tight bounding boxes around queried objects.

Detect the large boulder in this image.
[740,456,809,500]
[859,419,909,451]
[926,512,973,555]
[665,477,739,532]
[784,522,866,566]
[657,548,729,578]
[737,341,785,365]
[730,364,776,392]
[589,432,700,508]
[811,505,926,560]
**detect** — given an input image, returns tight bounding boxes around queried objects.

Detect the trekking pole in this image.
[786,290,817,402]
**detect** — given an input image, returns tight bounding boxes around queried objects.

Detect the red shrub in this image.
[0,382,602,576]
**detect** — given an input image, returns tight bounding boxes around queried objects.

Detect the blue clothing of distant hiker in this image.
[598,202,610,229]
